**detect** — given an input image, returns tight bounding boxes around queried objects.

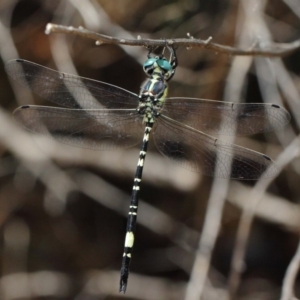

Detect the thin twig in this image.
[227,1,298,298]
[227,135,300,300]
[227,182,300,230]
[45,23,300,57]
[280,238,300,300]
[183,0,255,295]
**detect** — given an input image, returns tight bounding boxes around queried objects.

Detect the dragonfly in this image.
[5,46,290,292]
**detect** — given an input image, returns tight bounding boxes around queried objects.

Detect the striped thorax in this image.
[138,55,173,124]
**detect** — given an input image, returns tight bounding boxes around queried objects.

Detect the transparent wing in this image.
[162,98,290,136]
[14,106,144,150]
[6,59,139,109]
[153,115,278,179]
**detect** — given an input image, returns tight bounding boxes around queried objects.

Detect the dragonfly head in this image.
[143,57,173,80]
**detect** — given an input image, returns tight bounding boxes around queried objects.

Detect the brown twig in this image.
[227,135,300,300]
[280,238,300,300]
[45,23,300,57]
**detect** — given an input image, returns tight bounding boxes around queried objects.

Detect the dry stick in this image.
[227,182,300,230]
[280,239,300,300]
[227,136,300,300]
[45,23,300,57]
[227,1,297,299]
[185,1,265,298]
[184,54,253,300]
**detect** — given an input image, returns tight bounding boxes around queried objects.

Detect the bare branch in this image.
[227,135,300,300]
[45,23,300,57]
[280,239,300,300]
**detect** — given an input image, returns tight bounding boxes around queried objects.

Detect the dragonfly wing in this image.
[14,106,143,150]
[6,59,139,109]
[154,115,278,179]
[162,98,290,136]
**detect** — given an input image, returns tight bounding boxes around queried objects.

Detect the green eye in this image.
[157,59,172,71]
[143,58,157,68]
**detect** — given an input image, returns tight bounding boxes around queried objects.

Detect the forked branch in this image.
[46,23,300,57]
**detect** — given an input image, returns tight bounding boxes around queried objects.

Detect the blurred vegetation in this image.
[0,0,300,299]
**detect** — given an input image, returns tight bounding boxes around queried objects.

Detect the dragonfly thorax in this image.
[140,75,168,101]
[138,68,169,124]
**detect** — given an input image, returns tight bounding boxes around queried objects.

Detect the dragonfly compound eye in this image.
[143,58,157,75]
[156,59,172,72]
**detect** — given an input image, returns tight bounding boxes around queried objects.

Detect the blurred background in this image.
[0,0,300,299]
